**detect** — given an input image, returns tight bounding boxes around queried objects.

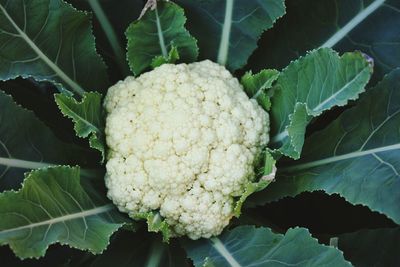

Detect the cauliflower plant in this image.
[104,60,269,239]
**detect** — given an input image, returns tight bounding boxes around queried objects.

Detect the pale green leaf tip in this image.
[151,45,180,69]
[132,211,172,242]
[234,151,276,217]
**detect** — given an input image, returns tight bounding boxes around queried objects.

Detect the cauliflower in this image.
[104,60,269,239]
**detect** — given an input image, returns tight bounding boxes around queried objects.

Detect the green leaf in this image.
[270,48,372,159]
[0,91,89,191]
[126,1,198,75]
[55,92,105,161]
[66,229,191,267]
[335,227,400,267]
[183,226,351,267]
[176,0,286,71]
[0,0,109,95]
[0,166,126,259]
[151,45,180,68]
[241,69,279,111]
[252,68,400,224]
[234,151,276,217]
[248,0,400,83]
[133,211,171,242]
[67,0,143,79]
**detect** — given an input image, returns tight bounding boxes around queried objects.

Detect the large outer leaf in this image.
[0,91,88,191]
[252,69,400,224]
[176,0,286,71]
[0,0,109,95]
[183,226,351,267]
[126,1,198,75]
[335,227,400,267]
[248,0,400,83]
[67,0,143,80]
[270,48,372,159]
[0,166,126,259]
[55,92,105,161]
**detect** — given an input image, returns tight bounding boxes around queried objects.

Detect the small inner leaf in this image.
[55,92,106,162]
[126,1,198,75]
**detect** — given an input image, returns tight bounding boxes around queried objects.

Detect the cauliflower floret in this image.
[104,60,269,239]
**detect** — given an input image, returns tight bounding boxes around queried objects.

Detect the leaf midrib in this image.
[0,4,85,95]
[320,0,386,48]
[211,237,242,267]
[0,204,115,235]
[283,143,400,172]
[217,0,234,65]
[155,6,168,58]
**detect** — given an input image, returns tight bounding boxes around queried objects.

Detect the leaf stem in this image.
[144,240,165,267]
[0,157,50,170]
[88,0,129,76]
[0,156,103,179]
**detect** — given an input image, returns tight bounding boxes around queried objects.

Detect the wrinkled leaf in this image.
[133,211,171,242]
[0,166,126,259]
[252,69,400,224]
[335,227,400,267]
[0,91,88,191]
[151,45,180,68]
[0,0,109,95]
[183,226,351,267]
[126,1,198,75]
[176,0,286,71]
[234,151,276,216]
[241,69,279,111]
[270,48,372,159]
[248,0,400,83]
[55,92,105,161]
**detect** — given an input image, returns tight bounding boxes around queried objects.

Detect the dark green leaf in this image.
[126,1,198,75]
[0,0,109,95]
[183,226,351,267]
[67,0,143,80]
[335,227,400,267]
[66,230,191,267]
[0,91,88,191]
[241,69,279,111]
[176,0,285,71]
[270,48,372,159]
[0,166,126,259]
[248,0,400,83]
[55,92,105,161]
[252,68,400,224]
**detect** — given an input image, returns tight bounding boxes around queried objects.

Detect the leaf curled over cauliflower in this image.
[104,60,273,239]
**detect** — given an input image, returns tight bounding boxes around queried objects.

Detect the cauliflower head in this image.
[104,60,269,239]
